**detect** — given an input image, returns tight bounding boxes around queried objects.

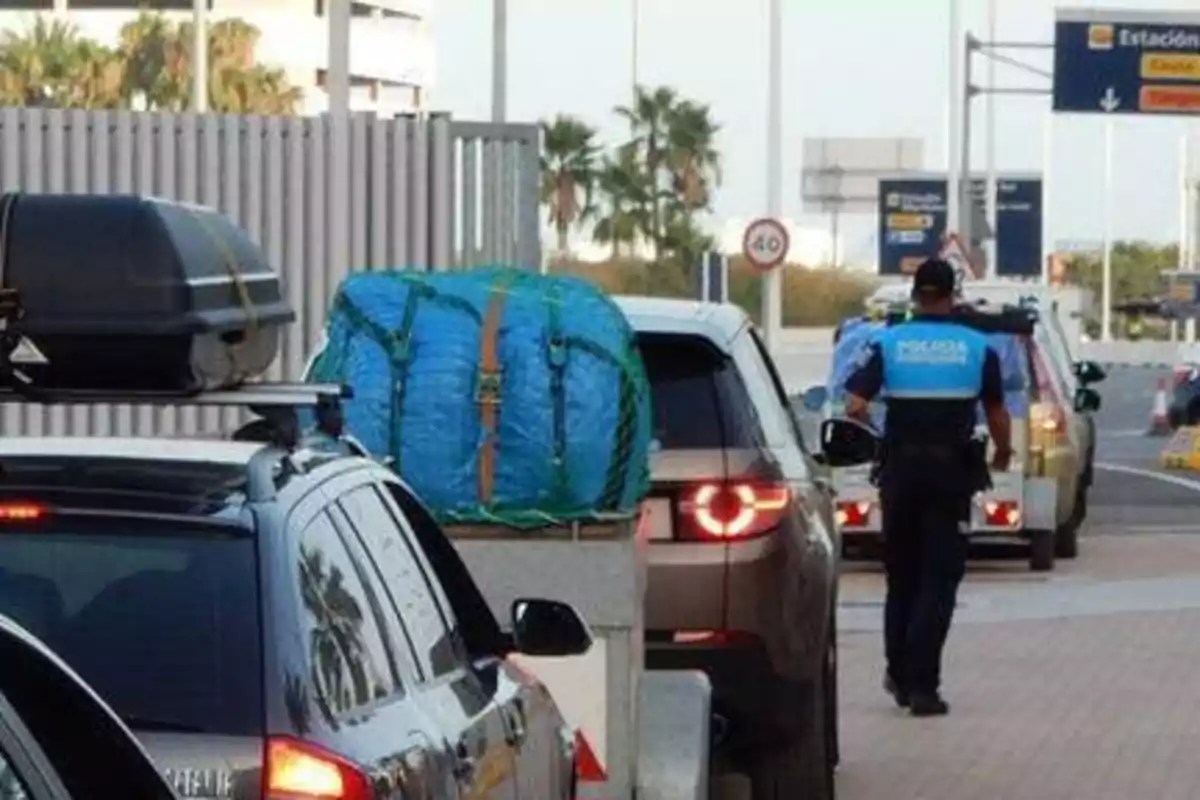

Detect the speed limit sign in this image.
[742,217,790,271]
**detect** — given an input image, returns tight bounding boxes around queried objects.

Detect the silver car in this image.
[616,297,840,800]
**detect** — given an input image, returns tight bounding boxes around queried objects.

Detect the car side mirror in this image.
[510,598,592,657]
[800,385,829,412]
[819,417,880,468]
[1074,387,1102,413]
[1073,360,1107,385]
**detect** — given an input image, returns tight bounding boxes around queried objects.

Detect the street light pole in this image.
[1100,119,1115,342]
[192,0,207,113]
[984,0,998,278]
[762,0,783,354]
[631,0,639,105]
[492,0,508,122]
[326,0,350,115]
[947,0,963,234]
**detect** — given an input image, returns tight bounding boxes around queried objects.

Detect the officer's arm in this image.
[980,348,1013,458]
[843,344,883,422]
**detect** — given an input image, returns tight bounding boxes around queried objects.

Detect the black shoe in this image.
[908,692,950,717]
[883,675,909,708]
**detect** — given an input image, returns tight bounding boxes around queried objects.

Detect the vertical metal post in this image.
[1100,119,1115,342]
[762,0,783,353]
[492,0,508,122]
[984,0,998,278]
[958,34,974,254]
[326,0,351,115]
[947,0,963,233]
[1041,113,1054,284]
[631,0,639,104]
[830,208,840,268]
[192,0,208,113]
[1183,133,1196,342]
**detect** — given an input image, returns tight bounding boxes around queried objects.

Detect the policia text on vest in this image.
[841,257,1013,717]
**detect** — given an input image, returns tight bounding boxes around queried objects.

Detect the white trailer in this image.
[445,516,712,800]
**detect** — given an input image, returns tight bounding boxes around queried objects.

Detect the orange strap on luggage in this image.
[476,278,510,505]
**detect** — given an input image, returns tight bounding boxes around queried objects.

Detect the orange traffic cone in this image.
[1148,378,1172,436]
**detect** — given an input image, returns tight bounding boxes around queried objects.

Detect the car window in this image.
[732,328,800,450]
[745,327,813,453]
[1034,325,1074,403]
[296,512,396,717]
[337,486,463,680]
[0,518,262,736]
[636,332,764,449]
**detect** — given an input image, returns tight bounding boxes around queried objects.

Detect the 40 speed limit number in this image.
[742,218,790,271]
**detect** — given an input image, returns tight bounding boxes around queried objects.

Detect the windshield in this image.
[825,321,1030,430]
[0,517,262,736]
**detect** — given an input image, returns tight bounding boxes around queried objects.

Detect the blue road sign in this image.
[878,179,947,276]
[878,176,1042,277]
[1054,8,1200,116]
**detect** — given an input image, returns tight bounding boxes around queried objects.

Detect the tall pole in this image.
[192,0,207,113]
[492,0,508,122]
[959,34,974,260]
[1100,119,1115,342]
[631,0,639,106]
[1182,134,1196,342]
[984,0,998,278]
[762,0,783,353]
[326,0,351,115]
[1040,113,1054,284]
[946,0,963,234]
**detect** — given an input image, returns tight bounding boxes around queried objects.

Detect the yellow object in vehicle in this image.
[1159,426,1200,470]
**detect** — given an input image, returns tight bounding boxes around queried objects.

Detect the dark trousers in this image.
[880,485,970,695]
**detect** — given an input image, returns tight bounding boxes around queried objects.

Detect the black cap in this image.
[911,258,956,299]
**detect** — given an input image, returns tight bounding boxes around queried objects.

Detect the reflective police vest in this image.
[877,320,988,400]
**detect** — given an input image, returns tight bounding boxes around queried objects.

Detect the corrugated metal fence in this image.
[0,107,540,437]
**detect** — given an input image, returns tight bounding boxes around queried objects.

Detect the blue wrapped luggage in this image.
[305,268,652,526]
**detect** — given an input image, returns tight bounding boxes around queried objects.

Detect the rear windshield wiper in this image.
[120,715,208,733]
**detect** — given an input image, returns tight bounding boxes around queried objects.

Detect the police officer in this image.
[843,258,1013,717]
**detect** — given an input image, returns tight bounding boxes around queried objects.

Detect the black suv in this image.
[0,384,590,800]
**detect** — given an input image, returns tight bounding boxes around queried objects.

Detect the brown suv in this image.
[617,297,840,800]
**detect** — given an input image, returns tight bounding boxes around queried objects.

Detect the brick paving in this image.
[836,534,1200,800]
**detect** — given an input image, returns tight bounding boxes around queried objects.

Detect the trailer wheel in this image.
[1029,529,1055,572]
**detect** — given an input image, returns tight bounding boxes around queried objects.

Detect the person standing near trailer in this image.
[841,258,1013,716]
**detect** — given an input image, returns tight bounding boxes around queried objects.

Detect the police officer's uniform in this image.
[845,260,1004,715]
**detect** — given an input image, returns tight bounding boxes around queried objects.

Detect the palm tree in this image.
[0,18,122,109]
[539,115,599,259]
[615,85,678,263]
[592,142,649,260]
[665,100,721,215]
[116,10,300,114]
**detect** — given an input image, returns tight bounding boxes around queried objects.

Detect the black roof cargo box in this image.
[0,193,294,394]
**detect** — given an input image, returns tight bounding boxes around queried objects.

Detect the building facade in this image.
[0,0,435,115]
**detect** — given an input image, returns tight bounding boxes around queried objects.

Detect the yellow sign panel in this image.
[887,213,930,231]
[1141,53,1200,81]
[1087,24,1114,50]
[1170,281,1194,302]
[899,256,925,275]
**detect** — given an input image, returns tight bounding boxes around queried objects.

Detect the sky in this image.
[429,0,1200,266]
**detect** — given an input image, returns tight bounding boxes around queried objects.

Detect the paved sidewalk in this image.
[837,535,1200,800]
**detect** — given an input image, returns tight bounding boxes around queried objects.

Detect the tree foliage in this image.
[539,84,720,268]
[0,12,301,114]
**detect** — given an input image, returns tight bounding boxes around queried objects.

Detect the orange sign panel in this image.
[1141,53,1200,81]
[1140,84,1200,113]
[899,256,925,275]
[1087,24,1114,50]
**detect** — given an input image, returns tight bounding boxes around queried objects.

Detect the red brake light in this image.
[982,500,1021,528]
[678,481,790,541]
[0,503,44,521]
[264,737,371,800]
[1028,348,1068,437]
[835,500,871,528]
